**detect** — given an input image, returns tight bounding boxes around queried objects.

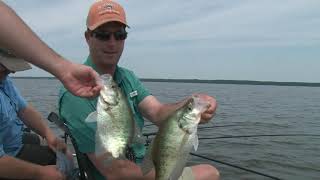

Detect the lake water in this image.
[13,78,320,180]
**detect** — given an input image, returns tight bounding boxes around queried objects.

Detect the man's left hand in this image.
[194,94,217,123]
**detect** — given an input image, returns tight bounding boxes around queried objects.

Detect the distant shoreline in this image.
[12,77,320,87]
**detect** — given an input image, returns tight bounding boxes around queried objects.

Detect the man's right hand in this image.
[35,165,65,180]
[57,61,102,98]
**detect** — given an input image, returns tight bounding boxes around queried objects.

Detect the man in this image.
[0,1,101,98]
[59,0,220,180]
[0,49,66,180]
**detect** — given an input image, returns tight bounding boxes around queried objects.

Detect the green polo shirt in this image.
[58,57,150,179]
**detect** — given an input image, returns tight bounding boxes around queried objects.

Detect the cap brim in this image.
[0,54,32,72]
[88,18,129,30]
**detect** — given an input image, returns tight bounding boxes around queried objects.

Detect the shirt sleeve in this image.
[59,89,97,153]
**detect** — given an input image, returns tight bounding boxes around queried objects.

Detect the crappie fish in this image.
[142,95,210,180]
[85,74,135,161]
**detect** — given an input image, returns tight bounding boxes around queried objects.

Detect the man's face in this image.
[86,22,126,68]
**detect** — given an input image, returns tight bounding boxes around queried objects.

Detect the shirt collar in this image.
[84,56,124,85]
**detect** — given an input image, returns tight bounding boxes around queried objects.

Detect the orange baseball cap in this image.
[86,0,128,30]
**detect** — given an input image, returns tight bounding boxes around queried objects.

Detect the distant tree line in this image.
[12,77,320,87]
[140,79,320,87]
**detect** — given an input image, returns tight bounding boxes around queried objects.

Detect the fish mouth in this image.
[100,86,119,106]
[102,97,118,106]
[179,117,199,134]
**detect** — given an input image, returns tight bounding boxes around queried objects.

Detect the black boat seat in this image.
[47,112,95,180]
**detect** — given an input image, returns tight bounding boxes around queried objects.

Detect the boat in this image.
[47,112,292,180]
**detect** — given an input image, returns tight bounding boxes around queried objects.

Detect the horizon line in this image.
[11,76,320,87]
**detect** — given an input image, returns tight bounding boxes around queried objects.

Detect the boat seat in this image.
[47,112,95,180]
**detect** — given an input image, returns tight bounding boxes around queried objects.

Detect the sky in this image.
[4,0,320,82]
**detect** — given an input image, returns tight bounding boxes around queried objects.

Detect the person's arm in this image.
[139,94,217,126]
[0,2,101,98]
[87,153,154,180]
[18,104,66,151]
[138,95,187,126]
[0,155,63,180]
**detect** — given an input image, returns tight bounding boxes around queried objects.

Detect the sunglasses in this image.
[91,30,127,41]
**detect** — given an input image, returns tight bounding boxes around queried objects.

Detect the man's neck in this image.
[90,57,116,75]
[96,64,116,76]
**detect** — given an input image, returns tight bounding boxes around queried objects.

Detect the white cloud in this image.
[3,0,320,82]
[128,0,320,47]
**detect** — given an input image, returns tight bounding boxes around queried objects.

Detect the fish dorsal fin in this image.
[84,111,98,123]
[140,139,155,175]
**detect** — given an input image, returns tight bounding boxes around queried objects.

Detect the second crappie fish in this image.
[86,74,135,161]
[142,95,210,180]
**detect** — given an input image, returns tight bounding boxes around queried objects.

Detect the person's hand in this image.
[44,130,65,152]
[193,93,217,123]
[57,61,102,98]
[45,134,73,158]
[46,135,67,152]
[103,159,143,180]
[35,165,65,180]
